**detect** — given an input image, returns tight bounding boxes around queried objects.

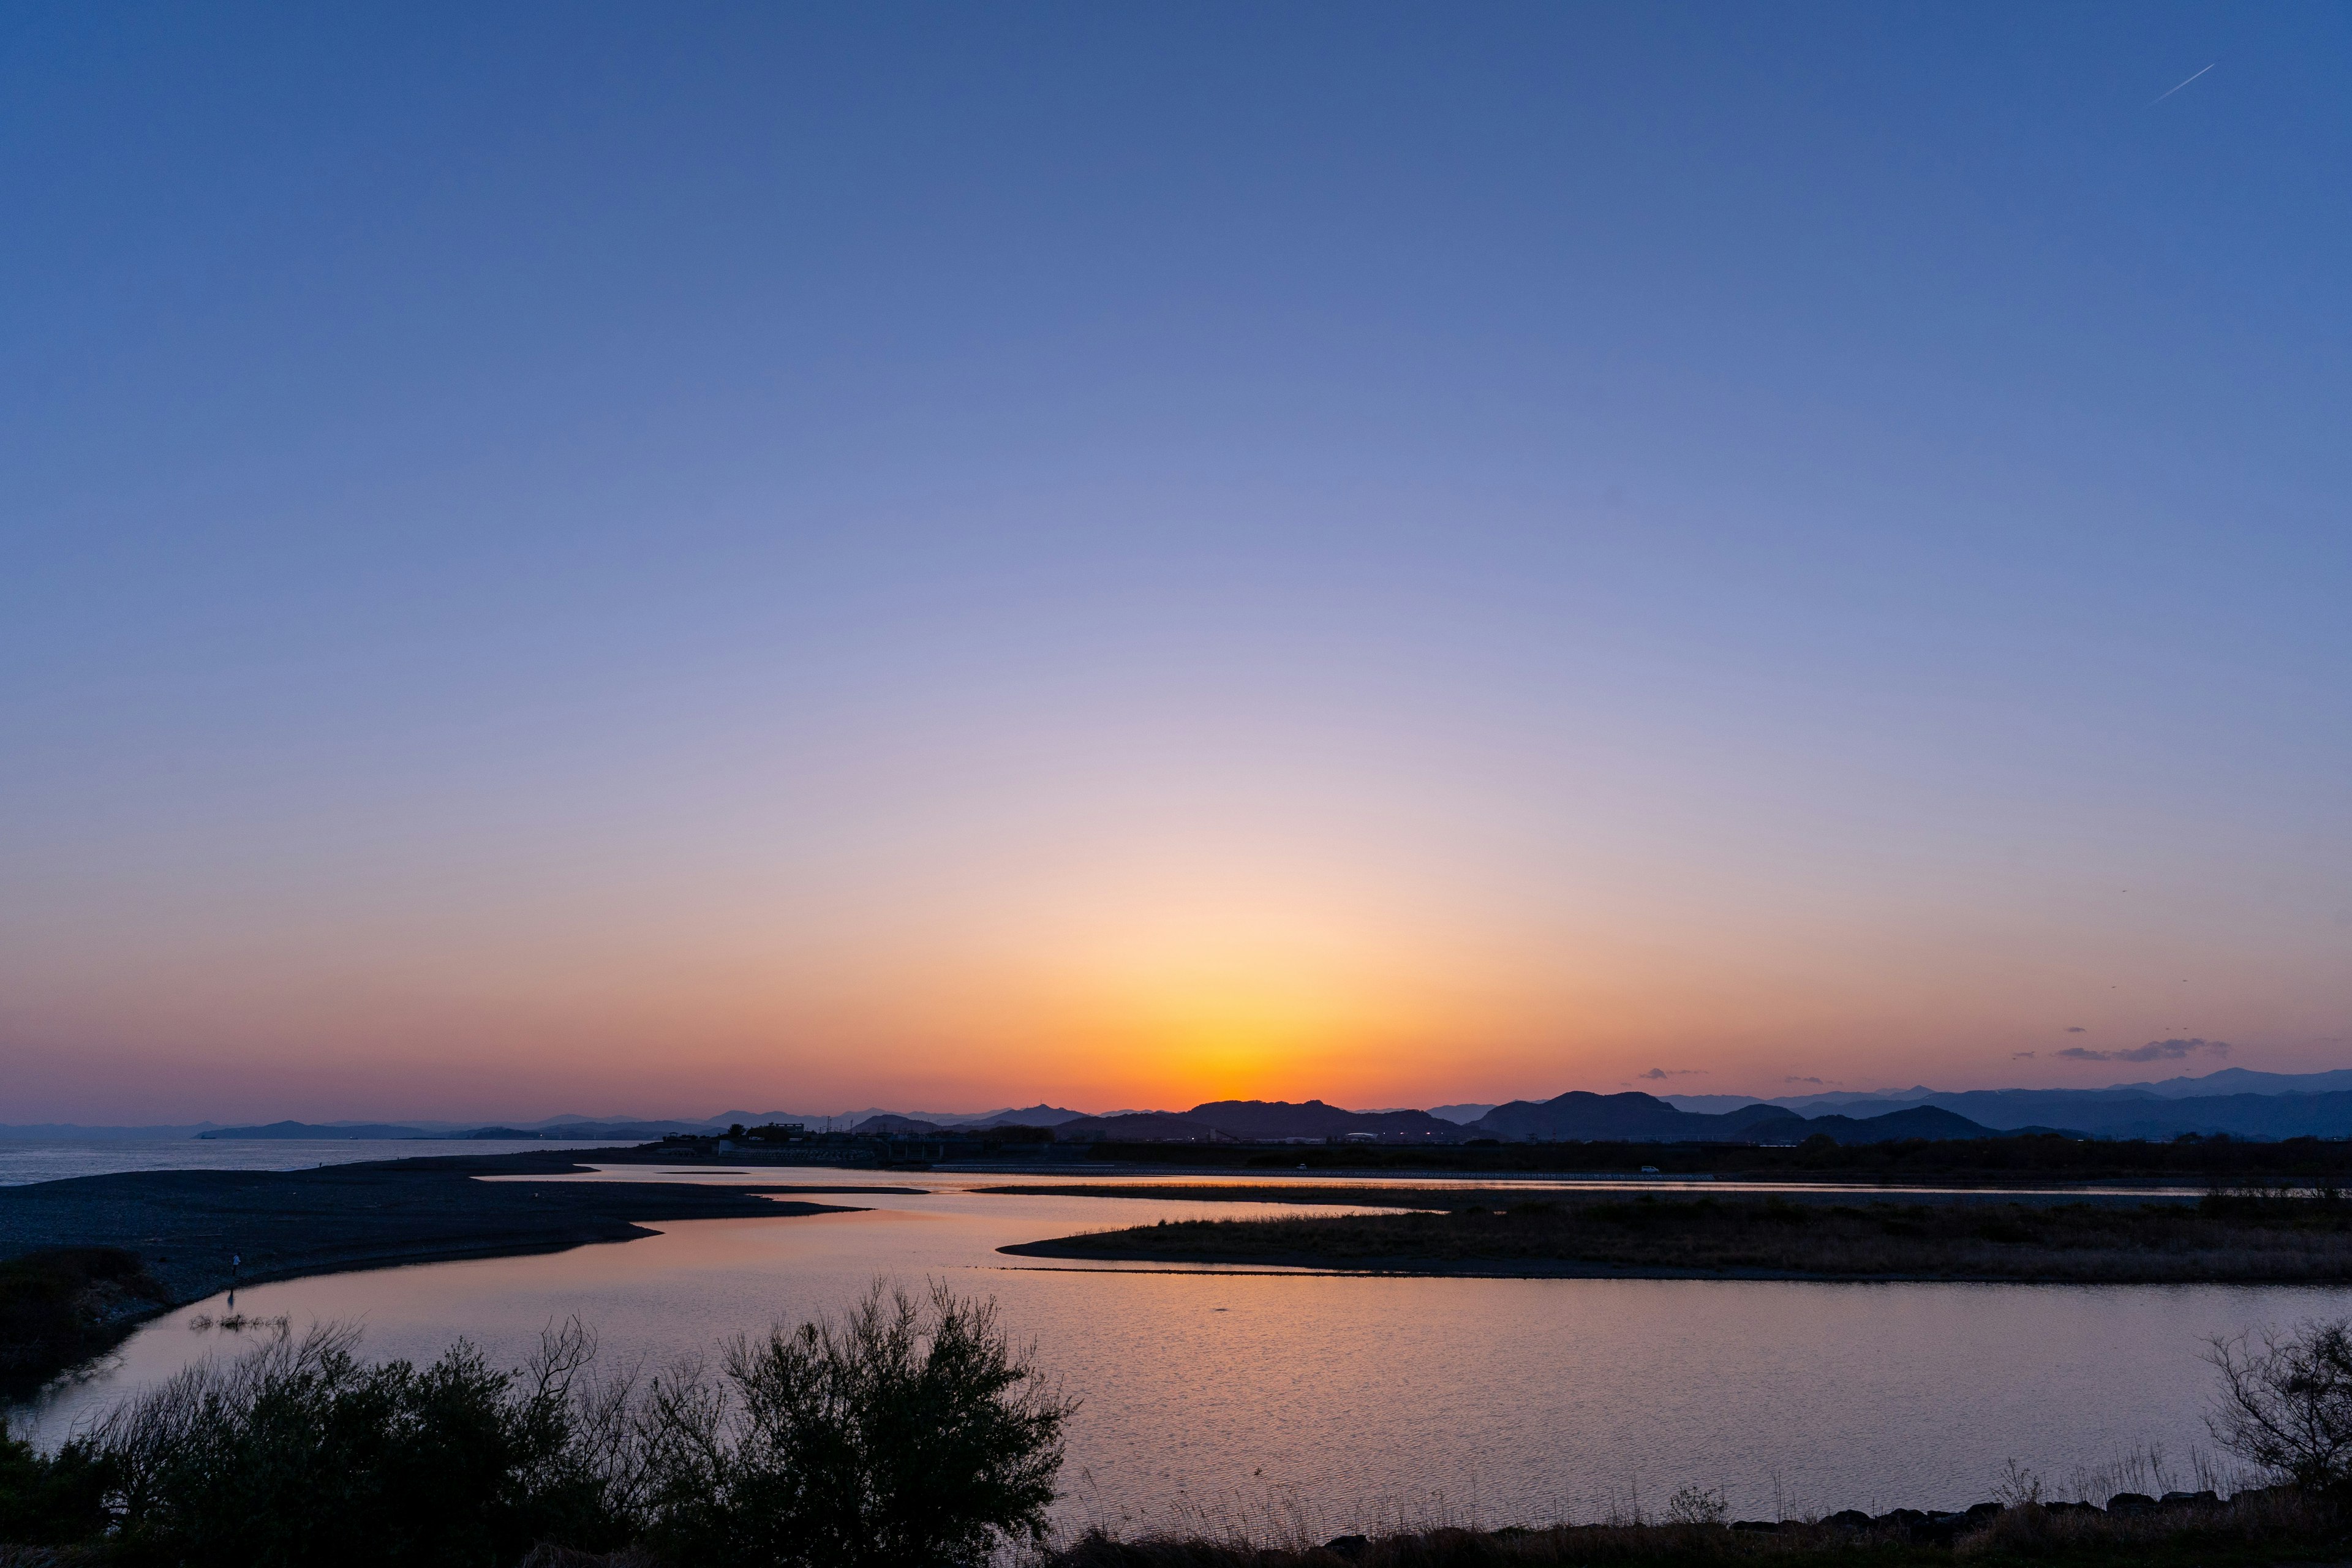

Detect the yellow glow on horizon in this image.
[1019,883,1446,1104]
[1124,984,1343,1103]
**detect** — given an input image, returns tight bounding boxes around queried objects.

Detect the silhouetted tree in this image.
[639,1281,1074,1568]
[2209,1319,2352,1491]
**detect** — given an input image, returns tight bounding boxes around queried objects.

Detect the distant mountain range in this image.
[170,1104,1099,1142]
[14,1066,2352,1145]
[1231,1092,2001,1145]
[855,1093,2001,1146]
[842,1071,2352,1145]
[1665,1068,2352,1140]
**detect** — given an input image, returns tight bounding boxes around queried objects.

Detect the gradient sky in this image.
[4,3,2348,1123]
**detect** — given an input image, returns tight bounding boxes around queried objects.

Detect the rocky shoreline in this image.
[1727,1485,2253,1541]
[1059,1484,2329,1566]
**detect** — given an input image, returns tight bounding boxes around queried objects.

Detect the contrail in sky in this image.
[2153,63,2215,104]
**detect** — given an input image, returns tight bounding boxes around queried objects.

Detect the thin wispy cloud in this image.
[2154,63,2215,104]
[2057,1036,2230,1064]
[1637,1067,1703,1081]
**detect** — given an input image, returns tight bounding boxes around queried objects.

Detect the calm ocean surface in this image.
[8,1163,2340,1534]
[0,1137,625,1187]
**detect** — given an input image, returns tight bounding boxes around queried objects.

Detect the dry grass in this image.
[1956,1486,2328,1555]
[1010,1194,2352,1283]
[1049,1522,1855,1567]
[514,1548,662,1568]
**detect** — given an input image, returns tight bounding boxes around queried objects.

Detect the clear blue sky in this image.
[3,3,2347,1121]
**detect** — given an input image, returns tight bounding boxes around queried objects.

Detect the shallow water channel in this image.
[12,1169,2342,1535]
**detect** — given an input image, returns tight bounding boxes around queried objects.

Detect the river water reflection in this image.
[15,1169,2345,1534]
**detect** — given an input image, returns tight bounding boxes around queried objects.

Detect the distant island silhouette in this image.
[54,1066,2352,1148]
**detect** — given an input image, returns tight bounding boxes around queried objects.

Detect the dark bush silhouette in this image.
[0,1283,1069,1566]
[0,1417,112,1545]
[638,1281,1074,1568]
[92,1321,621,1568]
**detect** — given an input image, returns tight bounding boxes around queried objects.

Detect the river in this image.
[9,1166,2336,1536]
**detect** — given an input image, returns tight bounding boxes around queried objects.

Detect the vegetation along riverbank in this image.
[1000,1189,2352,1282]
[1065,1133,2352,1184]
[1054,1488,2340,1567]
[11,1298,2352,1566]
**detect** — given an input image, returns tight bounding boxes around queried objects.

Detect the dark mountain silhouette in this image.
[1958,1090,2352,1140]
[1672,1068,2352,1136]
[146,1061,2352,1153]
[1728,1088,2352,1140]
[1796,1106,1998,1143]
[964,1104,1088,1128]
[2125,1068,2352,1099]
[1050,1112,1232,1142]
[844,1114,944,1136]
[1717,1103,1812,1133]
[1464,1091,1999,1144]
[1183,1099,1461,1140]
[1468,1091,1801,1142]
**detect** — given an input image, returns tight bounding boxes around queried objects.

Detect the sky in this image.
[3,3,2348,1123]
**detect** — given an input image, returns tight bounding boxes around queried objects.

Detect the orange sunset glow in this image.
[2,6,2346,1131]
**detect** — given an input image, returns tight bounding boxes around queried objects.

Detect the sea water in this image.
[0,1137,624,1187]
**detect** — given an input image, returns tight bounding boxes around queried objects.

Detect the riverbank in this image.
[1056,1134,2352,1186]
[1051,1486,2338,1566]
[0,1149,861,1393]
[1000,1192,2352,1282]
[977,1181,2204,1208]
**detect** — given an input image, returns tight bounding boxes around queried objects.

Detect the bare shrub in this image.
[1990,1458,2042,1507]
[1660,1485,1725,1526]
[636,1279,1076,1568]
[2206,1319,2352,1491]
